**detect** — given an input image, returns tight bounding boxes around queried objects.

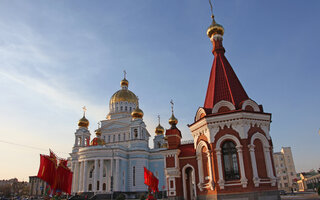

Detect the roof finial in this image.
[82,106,87,117]
[123,70,127,79]
[157,114,160,125]
[208,0,214,18]
[170,99,174,114]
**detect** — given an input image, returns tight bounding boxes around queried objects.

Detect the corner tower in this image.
[188,14,279,199]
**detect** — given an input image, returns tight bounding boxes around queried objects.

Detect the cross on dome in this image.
[82,106,87,117]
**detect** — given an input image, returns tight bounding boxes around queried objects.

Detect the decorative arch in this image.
[195,107,206,122]
[215,134,247,189]
[241,99,260,112]
[212,100,235,114]
[196,140,214,191]
[248,132,276,187]
[182,164,197,200]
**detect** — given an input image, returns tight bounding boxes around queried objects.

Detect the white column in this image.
[215,148,225,189]
[115,158,119,191]
[110,158,114,191]
[206,151,214,190]
[99,159,103,192]
[196,153,204,186]
[79,161,84,192]
[248,144,260,187]
[71,161,76,193]
[264,147,276,186]
[236,146,248,188]
[93,159,98,192]
[83,160,88,192]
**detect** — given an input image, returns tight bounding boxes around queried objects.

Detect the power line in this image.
[0,139,69,156]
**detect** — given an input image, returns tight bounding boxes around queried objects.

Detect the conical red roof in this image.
[204,38,249,109]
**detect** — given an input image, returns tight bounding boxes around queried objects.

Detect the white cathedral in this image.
[69,77,167,197]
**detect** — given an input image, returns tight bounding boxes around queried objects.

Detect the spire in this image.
[169,100,178,128]
[78,106,89,128]
[204,10,249,110]
[155,115,164,135]
[120,70,129,89]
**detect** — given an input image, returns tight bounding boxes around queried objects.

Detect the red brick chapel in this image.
[162,13,280,200]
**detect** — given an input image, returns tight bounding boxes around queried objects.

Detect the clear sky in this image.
[0,0,319,181]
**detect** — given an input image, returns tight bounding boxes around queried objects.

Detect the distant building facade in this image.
[29,176,47,197]
[297,171,320,192]
[273,147,297,192]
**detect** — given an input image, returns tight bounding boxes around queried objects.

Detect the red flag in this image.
[53,159,73,194]
[144,167,159,193]
[37,154,57,186]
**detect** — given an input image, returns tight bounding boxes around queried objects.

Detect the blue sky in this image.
[0,0,319,181]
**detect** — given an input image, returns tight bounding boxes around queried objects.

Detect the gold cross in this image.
[82,106,87,116]
[170,99,174,114]
[123,70,127,79]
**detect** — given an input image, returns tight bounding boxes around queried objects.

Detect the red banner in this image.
[144,167,159,193]
[37,150,73,195]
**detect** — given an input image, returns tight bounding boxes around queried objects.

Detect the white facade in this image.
[69,78,166,195]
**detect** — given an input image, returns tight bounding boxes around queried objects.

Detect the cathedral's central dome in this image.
[109,78,138,105]
[110,89,138,105]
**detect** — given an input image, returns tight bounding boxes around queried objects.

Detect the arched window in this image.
[222,141,240,181]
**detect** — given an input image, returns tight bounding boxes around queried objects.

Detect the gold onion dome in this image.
[155,124,165,135]
[120,78,129,87]
[207,15,224,38]
[110,79,138,105]
[78,116,89,128]
[95,128,102,136]
[131,106,144,119]
[169,114,178,126]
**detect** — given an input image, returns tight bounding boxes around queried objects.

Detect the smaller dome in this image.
[155,124,165,135]
[131,106,144,119]
[78,116,89,128]
[90,137,106,146]
[121,78,129,87]
[95,128,102,136]
[169,114,178,126]
[207,16,224,38]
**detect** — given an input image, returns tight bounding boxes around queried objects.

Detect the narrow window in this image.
[133,166,136,186]
[125,106,127,111]
[103,183,106,191]
[222,141,240,181]
[134,129,138,138]
[89,167,94,178]
[97,181,99,190]
[88,184,92,191]
[118,134,120,141]
[120,106,123,111]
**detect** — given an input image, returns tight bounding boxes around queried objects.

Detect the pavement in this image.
[281,192,320,200]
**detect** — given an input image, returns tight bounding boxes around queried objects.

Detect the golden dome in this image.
[78,116,89,128]
[110,88,138,105]
[120,78,129,87]
[155,124,165,135]
[95,128,102,136]
[169,114,178,126]
[207,16,224,38]
[131,106,144,119]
